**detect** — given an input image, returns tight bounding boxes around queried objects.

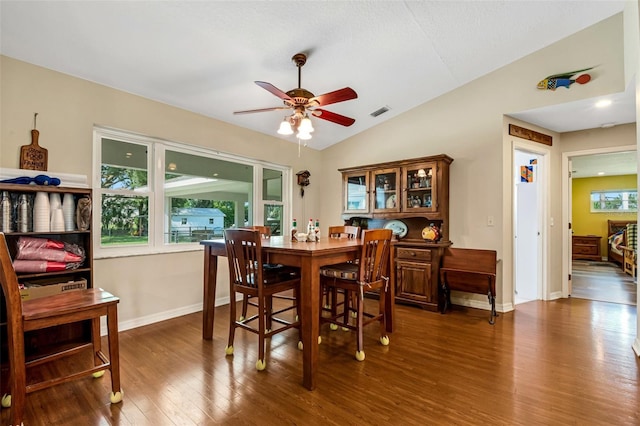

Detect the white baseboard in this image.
[548,291,563,300]
[633,338,640,357]
[450,295,512,313]
[101,296,231,335]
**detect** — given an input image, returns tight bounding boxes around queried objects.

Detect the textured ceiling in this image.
[0,1,631,150]
[571,151,637,178]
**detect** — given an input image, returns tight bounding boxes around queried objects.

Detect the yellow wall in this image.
[572,174,637,257]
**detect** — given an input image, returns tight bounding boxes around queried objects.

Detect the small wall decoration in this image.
[296,170,310,197]
[537,67,593,91]
[20,113,48,171]
[509,124,552,146]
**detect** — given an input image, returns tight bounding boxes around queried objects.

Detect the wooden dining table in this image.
[200,236,395,390]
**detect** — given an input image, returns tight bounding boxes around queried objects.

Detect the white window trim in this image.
[590,188,638,213]
[93,126,292,259]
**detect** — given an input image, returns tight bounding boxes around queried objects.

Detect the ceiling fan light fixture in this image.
[277,119,294,135]
[298,115,314,133]
[235,52,358,149]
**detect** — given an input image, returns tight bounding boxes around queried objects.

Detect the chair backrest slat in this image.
[358,229,392,284]
[225,229,263,288]
[244,225,271,239]
[328,225,360,239]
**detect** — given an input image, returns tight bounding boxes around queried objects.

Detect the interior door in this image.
[516,180,539,302]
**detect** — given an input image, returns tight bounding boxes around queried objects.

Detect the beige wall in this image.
[0,13,634,329]
[322,14,626,311]
[0,55,323,329]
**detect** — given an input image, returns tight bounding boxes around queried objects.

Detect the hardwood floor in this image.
[1,298,639,425]
[572,260,637,305]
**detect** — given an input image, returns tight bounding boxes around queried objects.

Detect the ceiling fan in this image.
[233,53,358,136]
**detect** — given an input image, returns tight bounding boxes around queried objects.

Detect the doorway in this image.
[563,147,637,305]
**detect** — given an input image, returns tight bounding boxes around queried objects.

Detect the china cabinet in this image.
[0,183,93,363]
[339,154,453,310]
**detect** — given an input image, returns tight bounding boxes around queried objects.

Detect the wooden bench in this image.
[439,247,498,324]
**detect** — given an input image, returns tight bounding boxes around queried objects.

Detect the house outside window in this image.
[94,126,292,256]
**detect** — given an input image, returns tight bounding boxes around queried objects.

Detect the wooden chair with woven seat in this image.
[238,225,271,320]
[238,225,298,322]
[321,226,360,324]
[0,233,122,426]
[319,228,392,361]
[223,228,301,371]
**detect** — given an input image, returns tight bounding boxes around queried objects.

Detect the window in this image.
[100,137,151,246]
[262,168,284,236]
[590,189,638,212]
[94,127,291,256]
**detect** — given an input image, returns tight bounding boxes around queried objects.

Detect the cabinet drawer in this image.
[574,245,598,255]
[573,237,597,245]
[396,247,431,261]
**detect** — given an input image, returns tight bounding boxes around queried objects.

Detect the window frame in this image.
[93,126,292,258]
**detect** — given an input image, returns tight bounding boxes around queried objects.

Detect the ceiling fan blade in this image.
[233,106,291,115]
[255,81,293,102]
[312,109,356,127]
[310,87,357,107]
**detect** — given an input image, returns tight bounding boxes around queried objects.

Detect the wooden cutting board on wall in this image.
[20,114,48,171]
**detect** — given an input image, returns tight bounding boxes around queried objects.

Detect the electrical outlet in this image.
[487,216,494,226]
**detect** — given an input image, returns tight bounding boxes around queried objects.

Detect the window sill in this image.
[94,243,203,260]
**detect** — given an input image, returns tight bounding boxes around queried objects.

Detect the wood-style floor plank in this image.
[1,298,638,425]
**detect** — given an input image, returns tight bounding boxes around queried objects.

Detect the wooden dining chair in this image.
[0,233,122,426]
[321,226,361,322]
[319,228,392,361]
[247,225,272,239]
[328,225,361,240]
[238,226,271,320]
[224,229,301,371]
[238,225,298,321]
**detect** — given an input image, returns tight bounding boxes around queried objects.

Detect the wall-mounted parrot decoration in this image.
[537,67,593,90]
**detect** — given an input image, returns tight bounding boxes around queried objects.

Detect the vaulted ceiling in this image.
[0,1,631,151]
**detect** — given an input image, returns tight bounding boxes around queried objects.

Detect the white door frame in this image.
[512,140,550,302]
[561,144,637,297]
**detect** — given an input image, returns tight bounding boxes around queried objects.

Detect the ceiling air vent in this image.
[370,106,390,118]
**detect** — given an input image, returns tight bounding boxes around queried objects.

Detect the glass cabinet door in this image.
[343,171,370,213]
[372,168,401,213]
[403,162,437,212]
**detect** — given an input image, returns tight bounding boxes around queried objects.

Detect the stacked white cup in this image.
[49,193,64,232]
[33,192,50,232]
[62,193,76,231]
